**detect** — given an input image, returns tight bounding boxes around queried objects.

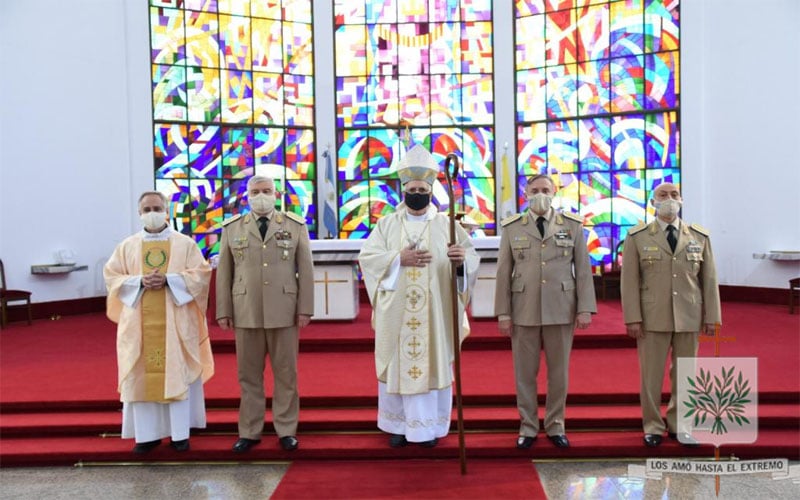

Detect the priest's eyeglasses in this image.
[404,187,431,195]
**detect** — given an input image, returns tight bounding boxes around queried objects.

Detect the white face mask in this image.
[249,193,276,214]
[654,198,681,218]
[140,211,167,231]
[527,193,553,215]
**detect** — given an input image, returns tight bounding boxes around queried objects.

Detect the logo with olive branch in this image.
[683,365,752,435]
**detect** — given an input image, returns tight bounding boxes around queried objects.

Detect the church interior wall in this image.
[0,0,797,305]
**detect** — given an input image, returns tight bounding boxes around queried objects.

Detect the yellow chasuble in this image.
[140,240,171,402]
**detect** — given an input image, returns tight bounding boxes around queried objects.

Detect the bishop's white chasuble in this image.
[360,206,480,395]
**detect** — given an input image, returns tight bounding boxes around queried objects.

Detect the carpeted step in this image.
[2,429,798,467]
[3,403,798,437]
[208,333,636,353]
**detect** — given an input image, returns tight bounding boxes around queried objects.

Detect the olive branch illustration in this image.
[683,366,751,435]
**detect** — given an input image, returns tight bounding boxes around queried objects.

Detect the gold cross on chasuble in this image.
[141,240,170,402]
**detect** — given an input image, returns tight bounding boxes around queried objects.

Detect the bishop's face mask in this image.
[141,211,167,231]
[404,192,431,211]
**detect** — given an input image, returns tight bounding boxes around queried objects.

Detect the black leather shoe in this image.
[279,436,299,451]
[389,434,408,448]
[643,434,663,447]
[132,439,161,454]
[232,437,261,453]
[668,432,699,447]
[516,436,536,449]
[170,439,190,452]
[419,438,438,448]
[547,434,570,448]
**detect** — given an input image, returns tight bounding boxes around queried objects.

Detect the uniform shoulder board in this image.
[500,213,522,227]
[221,213,243,227]
[628,222,648,235]
[560,211,584,224]
[689,223,710,236]
[284,211,306,224]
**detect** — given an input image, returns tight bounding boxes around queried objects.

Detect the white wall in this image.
[0,0,153,303]
[1,0,797,304]
[681,0,800,287]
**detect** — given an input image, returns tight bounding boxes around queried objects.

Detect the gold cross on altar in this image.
[699,323,735,357]
[408,365,422,380]
[406,317,421,331]
[314,270,350,315]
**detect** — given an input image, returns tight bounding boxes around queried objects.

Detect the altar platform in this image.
[310,237,500,320]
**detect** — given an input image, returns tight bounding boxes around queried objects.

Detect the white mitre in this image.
[396,144,440,185]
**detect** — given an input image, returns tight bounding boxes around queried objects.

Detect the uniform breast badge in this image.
[233,236,248,260]
[277,238,293,260]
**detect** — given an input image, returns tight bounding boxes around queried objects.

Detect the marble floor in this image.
[1,460,798,499]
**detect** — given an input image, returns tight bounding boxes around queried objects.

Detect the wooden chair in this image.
[0,259,33,328]
[599,242,623,300]
[790,277,800,314]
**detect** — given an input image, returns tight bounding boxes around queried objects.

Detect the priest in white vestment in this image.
[104,191,214,453]
[359,145,480,448]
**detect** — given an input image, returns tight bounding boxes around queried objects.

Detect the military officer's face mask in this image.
[653,198,681,218]
[140,211,167,232]
[527,193,553,215]
[249,193,276,214]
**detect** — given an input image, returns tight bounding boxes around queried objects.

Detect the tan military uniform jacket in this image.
[216,211,314,329]
[621,219,721,333]
[494,210,597,325]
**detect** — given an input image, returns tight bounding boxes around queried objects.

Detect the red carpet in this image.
[271,459,547,499]
[0,300,798,467]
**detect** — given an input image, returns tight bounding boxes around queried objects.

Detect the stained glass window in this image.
[150,0,316,257]
[333,0,496,238]
[514,0,679,272]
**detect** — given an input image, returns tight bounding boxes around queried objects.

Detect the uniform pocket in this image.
[232,283,246,296]
[511,279,525,293]
[640,250,662,262]
[284,283,297,294]
[561,280,575,291]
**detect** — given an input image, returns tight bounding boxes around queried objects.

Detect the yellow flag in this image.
[499,151,516,220]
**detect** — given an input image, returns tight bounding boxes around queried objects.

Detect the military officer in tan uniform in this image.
[216,175,314,453]
[621,182,721,447]
[495,174,596,449]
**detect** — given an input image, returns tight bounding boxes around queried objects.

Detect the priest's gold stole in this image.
[141,240,170,402]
